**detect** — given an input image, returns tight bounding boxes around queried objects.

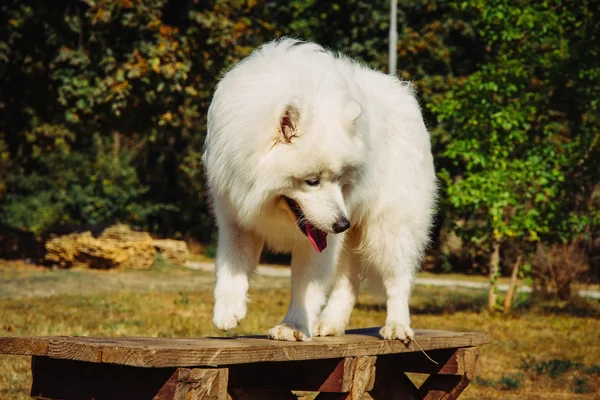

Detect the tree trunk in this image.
[488,241,501,313]
[503,255,522,314]
[113,131,120,159]
[112,131,120,178]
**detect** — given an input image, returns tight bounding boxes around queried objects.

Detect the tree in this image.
[431,0,600,309]
[0,0,276,240]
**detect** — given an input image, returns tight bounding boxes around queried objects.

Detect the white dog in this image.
[203,38,436,341]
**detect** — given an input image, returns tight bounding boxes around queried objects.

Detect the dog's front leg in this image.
[212,219,263,331]
[268,239,340,341]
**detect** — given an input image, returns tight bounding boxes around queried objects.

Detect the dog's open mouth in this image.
[284,197,328,253]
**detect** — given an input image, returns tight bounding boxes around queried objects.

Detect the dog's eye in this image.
[305,178,320,187]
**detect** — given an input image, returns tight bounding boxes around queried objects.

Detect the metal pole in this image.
[389,0,397,75]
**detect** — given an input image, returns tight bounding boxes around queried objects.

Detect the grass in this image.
[519,357,585,378]
[1,261,599,399]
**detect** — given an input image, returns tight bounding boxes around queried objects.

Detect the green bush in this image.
[498,373,522,390]
[0,134,166,234]
[573,377,590,394]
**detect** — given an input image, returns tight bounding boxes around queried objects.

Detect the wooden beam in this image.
[313,356,376,400]
[418,375,471,400]
[229,356,376,394]
[30,356,230,400]
[366,347,479,399]
[377,347,479,379]
[185,368,229,399]
[414,347,479,400]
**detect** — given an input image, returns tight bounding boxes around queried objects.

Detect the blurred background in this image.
[0,1,599,399]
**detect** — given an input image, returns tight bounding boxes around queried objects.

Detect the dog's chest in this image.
[253,214,301,253]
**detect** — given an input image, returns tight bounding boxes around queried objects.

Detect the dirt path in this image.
[3,261,598,300]
[189,262,600,300]
[0,264,288,299]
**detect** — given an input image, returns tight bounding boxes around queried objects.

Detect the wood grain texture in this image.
[183,368,229,400]
[0,328,490,367]
[310,356,375,400]
[347,356,376,399]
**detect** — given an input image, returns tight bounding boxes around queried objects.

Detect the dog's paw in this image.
[213,298,246,331]
[268,323,310,341]
[379,323,414,342]
[314,319,346,337]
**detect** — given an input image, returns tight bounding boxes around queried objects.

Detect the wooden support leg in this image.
[366,365,420,400]
[184,368,229,399]
[30,356,229,400]
[418,375,470,400]
[229,355,376,396]
[412,347,479,400]
[313,356,376,400]
[366,347,479,400]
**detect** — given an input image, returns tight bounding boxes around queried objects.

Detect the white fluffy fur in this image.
[203,38,437,341]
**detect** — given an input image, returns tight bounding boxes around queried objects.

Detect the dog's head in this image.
[264,98,366,252]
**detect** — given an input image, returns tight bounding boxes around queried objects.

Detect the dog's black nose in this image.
[332,217,351,233]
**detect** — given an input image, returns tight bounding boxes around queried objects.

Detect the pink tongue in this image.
[306,222,328,252]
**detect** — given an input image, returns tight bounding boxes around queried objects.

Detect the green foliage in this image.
[0,0,598,278]
[203,244,218,259]
[573,377,590,394]
[520,357,584,378]
[498,373,523,390]
[585,364,600,375]
[517,356,600,394]
[0,134,164,235]
[0,0,275,239]
[175,291,190,306]
[434,0,599,252]
[473,376,496,388]
[474,373,523,390]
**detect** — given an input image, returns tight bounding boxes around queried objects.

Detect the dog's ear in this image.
[344,101,362,123]
[280,105,300,144]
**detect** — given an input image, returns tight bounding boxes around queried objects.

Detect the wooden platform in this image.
[0,328,490,400]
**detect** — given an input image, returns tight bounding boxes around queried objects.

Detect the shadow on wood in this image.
[31,356,228,400]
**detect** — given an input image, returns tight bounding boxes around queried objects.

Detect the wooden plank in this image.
[417,347,479,400]
[418,375,470,400]
[185,368,229,400]
[30,356,230,400]
[0,328,490,367]
[378,347,479,378]
[229,356,375,393]
[308,357,376,400]
[229,357,349,392]
[348,356,376,399]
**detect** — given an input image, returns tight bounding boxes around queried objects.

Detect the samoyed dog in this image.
[203,38,436,342]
